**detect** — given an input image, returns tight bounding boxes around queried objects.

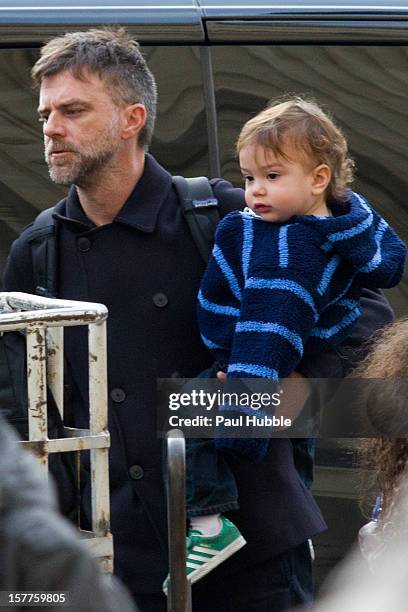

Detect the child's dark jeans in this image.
[186,438,239,517]
[186,363,239,518]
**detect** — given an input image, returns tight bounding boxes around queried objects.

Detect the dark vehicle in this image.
[0,0,407,587]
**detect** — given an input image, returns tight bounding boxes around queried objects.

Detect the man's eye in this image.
[65,108,82,116]
[38,116,48,124]
[267,172,279,180]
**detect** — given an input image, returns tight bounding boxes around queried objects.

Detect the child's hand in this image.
[216,371,226,383]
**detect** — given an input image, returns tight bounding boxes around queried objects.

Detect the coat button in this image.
[110,388,126,403]
[129,465,144,480]
[153,293,168,308]
[78,237,91,252]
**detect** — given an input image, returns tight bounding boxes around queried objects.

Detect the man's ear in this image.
[122,103,147,141]
[311,164,331,195]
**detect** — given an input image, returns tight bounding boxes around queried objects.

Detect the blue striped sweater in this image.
[198,191,406,458]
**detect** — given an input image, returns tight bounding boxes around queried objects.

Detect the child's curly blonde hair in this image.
[236,96,354,201]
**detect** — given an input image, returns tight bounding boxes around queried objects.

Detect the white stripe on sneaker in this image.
[186,561,202,569]
[188,553,210,562]
[191,546,219,555]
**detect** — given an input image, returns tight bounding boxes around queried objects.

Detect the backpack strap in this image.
[27,206,57,298]
[173,176,220,263]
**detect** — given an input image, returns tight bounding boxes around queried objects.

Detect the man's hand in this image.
[216,370,311,427]
[275,371,311,425]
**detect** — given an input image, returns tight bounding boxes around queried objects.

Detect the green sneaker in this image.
[163,517,246,594]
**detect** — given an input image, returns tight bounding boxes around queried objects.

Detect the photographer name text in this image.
[168,414,292,428]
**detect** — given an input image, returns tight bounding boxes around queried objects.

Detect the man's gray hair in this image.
[32,27,157,149]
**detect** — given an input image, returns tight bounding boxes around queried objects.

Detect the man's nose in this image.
[43,112,66,139]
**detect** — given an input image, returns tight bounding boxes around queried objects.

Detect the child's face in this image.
[239,143,326,222]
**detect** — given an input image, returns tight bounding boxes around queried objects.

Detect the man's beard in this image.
[45,118,121,188]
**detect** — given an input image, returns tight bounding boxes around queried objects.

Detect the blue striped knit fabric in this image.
[198,191,406,460]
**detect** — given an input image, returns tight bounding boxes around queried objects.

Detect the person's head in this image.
[32,27,157,187]
[236,96,354,222]
[356,318,408,518]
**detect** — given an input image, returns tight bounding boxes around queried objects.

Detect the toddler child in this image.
[165,97,406,591]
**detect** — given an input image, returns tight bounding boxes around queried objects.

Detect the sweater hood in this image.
[292,191,406,289]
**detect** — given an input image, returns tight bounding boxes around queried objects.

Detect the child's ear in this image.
[311,164,331,195]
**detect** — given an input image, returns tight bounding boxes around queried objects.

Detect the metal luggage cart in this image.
[0,292,192,607]
[0,291,112,572]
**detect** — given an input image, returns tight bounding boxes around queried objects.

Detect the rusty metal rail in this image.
[166,429,192,612]
[0,291,113,572]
